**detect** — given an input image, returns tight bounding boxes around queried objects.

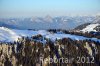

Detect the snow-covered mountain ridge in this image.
[74,16,100,32]
[81,23,100,32]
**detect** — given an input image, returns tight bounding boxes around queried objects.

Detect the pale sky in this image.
[0,0,100,18]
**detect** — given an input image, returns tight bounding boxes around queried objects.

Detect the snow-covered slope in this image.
[0,27,100,42]
[0,27,20,42]
[81,23,99,32]
[0,27,49,42]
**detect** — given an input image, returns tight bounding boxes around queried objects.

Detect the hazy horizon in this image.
[0,0,100,18]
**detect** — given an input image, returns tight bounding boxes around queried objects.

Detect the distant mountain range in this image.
[0,16,99,30]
